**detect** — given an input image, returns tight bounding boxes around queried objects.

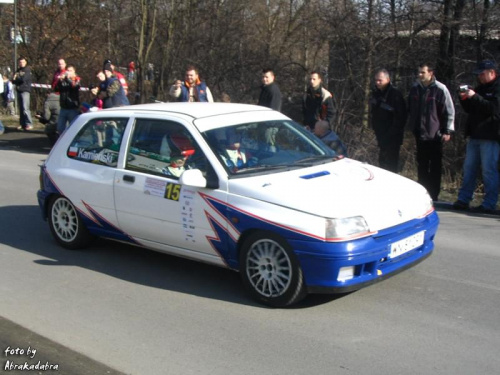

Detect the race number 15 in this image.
[165,183,181,201]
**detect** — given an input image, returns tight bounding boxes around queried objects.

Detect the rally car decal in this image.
[43,168,63,196]
[41,168,139,245]
[80,201,141,245]
[204,211,235,268]
[199,192,325,242]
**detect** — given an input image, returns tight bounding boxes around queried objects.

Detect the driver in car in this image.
[222,131,257,172]
[162,149,189,177]
[161,133,195,178]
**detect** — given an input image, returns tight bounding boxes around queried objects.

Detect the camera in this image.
[459,85,469,93]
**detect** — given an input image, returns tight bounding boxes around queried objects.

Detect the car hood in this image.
[227,158,432,232]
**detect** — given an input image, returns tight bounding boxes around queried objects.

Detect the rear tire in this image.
[239,232,306,307]
[48,196,94,249]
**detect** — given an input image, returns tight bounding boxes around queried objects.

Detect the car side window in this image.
[67,118,128,167]
[126,119,208,179]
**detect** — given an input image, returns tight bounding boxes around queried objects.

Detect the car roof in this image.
[103,102,274,120]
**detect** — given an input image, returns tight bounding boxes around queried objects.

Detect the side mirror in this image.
[179,169,207,188]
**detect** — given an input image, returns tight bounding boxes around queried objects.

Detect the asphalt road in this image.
[1,129,499,375]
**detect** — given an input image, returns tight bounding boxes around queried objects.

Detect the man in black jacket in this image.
[453,60,500,213]
[370,69,407,173]
[258,68,282,112]
[12,57,33,130]
[303,71,336,131]
[55,64,81,134]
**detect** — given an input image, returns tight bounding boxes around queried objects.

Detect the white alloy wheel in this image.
[48,196,93,249]
[240,232,306,307]
[246,238,292,297]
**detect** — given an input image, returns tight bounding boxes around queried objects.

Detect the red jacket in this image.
[52,69,66,91]
[114,71,128,95]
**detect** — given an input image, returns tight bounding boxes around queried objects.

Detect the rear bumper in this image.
[37,189,51,220]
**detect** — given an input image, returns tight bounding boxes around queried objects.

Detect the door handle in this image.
[123,175,135,183]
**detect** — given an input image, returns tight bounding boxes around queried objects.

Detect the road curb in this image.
[1,316,128,375]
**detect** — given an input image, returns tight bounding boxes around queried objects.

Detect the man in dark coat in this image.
[453,60,500,213]
[258,68,282,112]
[55,64,81,134]
[12,57,33,130]
[370,69,407,173]
[303,71,336,131]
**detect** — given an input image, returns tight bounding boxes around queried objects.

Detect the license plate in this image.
[389,231,425,259]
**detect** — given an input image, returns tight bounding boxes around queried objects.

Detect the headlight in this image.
[420,192,434,217]
[325,216,370,240]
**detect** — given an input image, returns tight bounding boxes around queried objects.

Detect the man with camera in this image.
[169,65,213,102]
[408,63,455,202]
[55,64,81,134]
[453,60,500,213]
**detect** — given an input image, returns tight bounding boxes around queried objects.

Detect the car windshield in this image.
[202,120,337,176]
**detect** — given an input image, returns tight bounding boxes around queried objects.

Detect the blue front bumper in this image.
[291,210,439,293]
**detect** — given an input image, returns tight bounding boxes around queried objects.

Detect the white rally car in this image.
[37,103,439,307]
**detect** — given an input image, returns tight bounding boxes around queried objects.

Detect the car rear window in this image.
[67,118,128,167]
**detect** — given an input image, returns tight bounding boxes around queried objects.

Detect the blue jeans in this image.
[17,91,33,127]
[458,138,500,210]
[57,108,79,134]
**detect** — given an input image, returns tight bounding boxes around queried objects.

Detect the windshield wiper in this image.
[233,163,302,174]
[294,155,335,165]
[232,156,338,175]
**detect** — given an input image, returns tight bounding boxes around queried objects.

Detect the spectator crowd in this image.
[1,57,499,212]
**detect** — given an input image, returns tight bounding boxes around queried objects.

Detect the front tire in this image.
[48,196,94,249]
[239,232,306,307]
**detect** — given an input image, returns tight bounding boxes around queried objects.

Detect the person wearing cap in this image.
[407,62,455,202]
[169,65,214,102]
[94,64,130,108]
[453,60,500,213]
[103,59,128,96]
[258,68,282,112]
